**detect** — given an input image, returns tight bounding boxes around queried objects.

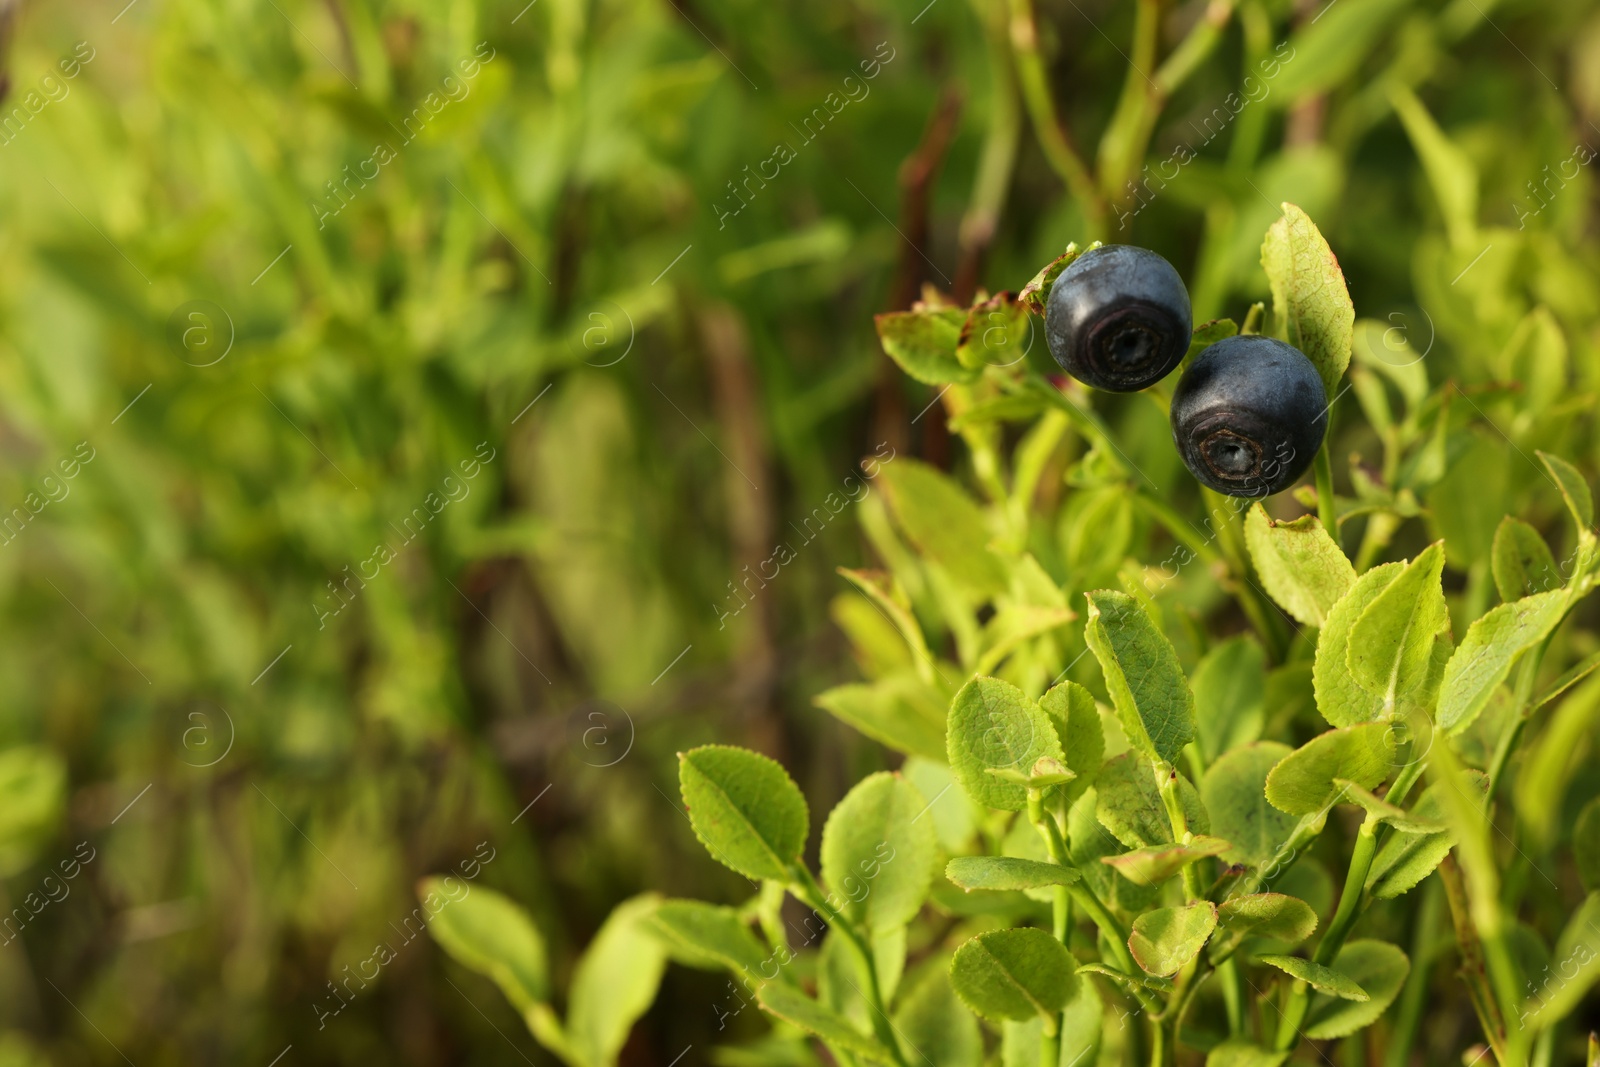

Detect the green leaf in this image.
[1017,244,1085,316]
[1366,776,1484,900]
[957,292,1030,371]
[1576,797,1600,893]
[1194,637,1267,765]
[1436,590,1568,735]
[946,677,1064,812]
[1264,724,1398,816]
[949,928,1078,1023]
[1129,902,1219,977]
[1492,517,1562,602]
[1526,892,1600,1028]
[1211,894,1318,959]
[567,895,669,1067]
[647,901,770,976]
[873,307,979,386]
[1304,940,1409,1039]
[1315,563,1403,726]
[1071,788,1161,916]
[1074,962,1174,992]
[678,745,809,882]
[1096,751,1210,849]
[879,459,1009,598]
[1205,1039,1290,1067]
[814,675,948,762]
[1202,742,1298,869]
[1331,779,1445,833]
[1346,542,1447,706]
[1389,84,1478,251]
[821,772,938,933]
[757,980,897,1062]
[1256,954,1369,1001]
[1101,836,1231,887]
[1039,679,1105,807]
[420,880,549,1012]
[1243,507,1355,627]
[892,963,982,1067]
[1260,203,1354,396]
[1083,590,1196,765]
[946,855,1081,892]
[1188,318,1240,359]
[1538,449,1595,534]
[1270,0,1410,107]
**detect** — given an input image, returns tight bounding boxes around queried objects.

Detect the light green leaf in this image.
[1498,307,1568,414]
[1194,636,1268,765]
[679,745,809,881]
[420,880,549,1012]
[1211,894,1318,959]
[946,677,1064,812]
[904,758,976,854]
[1039,679,1105,807]
[1264,723,1397,816]
[949,928,1078,1023]
[1096,751,1210,849]
[1083,590,1196,765]
[1256,954,1368,1001]
[880,460,1009,598]
[1101,836,1231,887]
[1538,450,1595,534]
[1244,507,1355,627]
[647,900,770,975]
[1202,742,1298,869]
[1260,203,1354,396]
[873,307,979,386]
[821,772,937,933]
[1205,1039,1290,1067]
[1389,85,1478,251]
[758,980,897,1062]
[1526,892,1600,1028]
[567,895,669,1067]
[1492,517,1561,602]
[1304,940,1409,1039]
[1346,543,1447,705]
[1436,590,1568,735]
[1331,779,1444,833]
[1315,563,1403,726]
[814,675,947,762]
[999,979,1103,1067]
[1129,902,1219,977]
[892,963,982,1067]
[946,856,1080,892]
[1576,797,1600,893]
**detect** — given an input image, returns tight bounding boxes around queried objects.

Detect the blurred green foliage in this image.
[2,0,1600,1063]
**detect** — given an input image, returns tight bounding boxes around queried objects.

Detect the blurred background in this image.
[1,0,1599,1062]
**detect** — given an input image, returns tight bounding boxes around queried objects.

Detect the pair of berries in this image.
[1043,245,1327,497]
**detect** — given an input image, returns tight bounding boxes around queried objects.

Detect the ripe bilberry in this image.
[1044,245,1192,392]
[1169,334,1327,497]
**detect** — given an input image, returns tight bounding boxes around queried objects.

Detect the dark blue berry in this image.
[1044,245,1192,392]
[1169,335,1328,497]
